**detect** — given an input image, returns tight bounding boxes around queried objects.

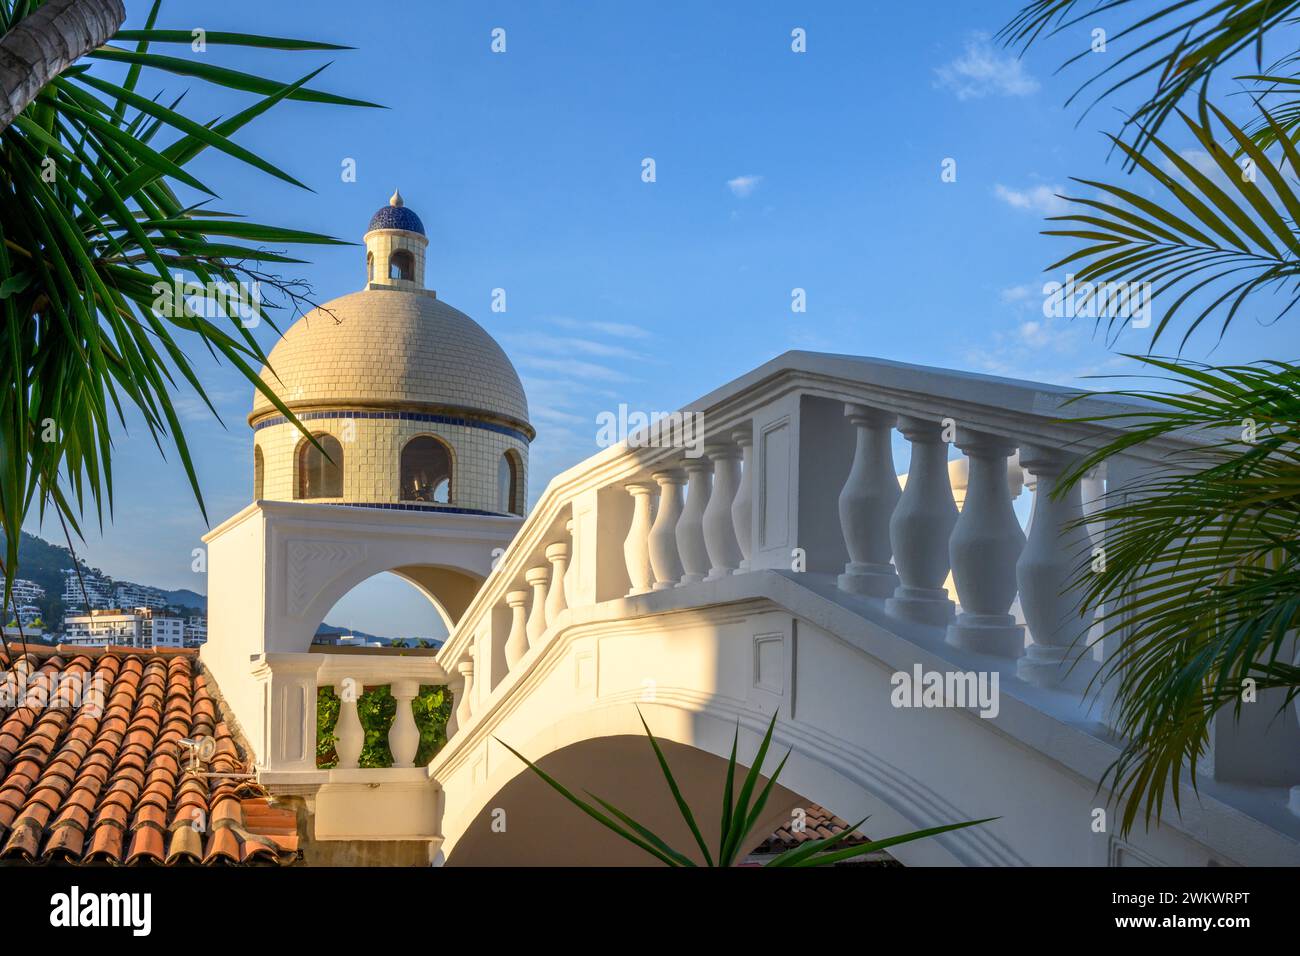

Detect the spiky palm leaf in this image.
[1056,357,1300,835]
[1043,102,1300,348]
[0,0,379,615]
[999,0,1300,163]
[500,710,992,866]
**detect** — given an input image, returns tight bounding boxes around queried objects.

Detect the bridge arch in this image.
[438,698,983,867]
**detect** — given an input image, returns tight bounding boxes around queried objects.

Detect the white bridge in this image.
[203,352,1300,866]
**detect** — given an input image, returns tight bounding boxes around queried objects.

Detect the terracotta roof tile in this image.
[753,804,871,855]
[0,647,297,866]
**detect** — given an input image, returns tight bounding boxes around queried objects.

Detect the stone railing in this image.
[251,646,447,778]
[430,351,1290,785]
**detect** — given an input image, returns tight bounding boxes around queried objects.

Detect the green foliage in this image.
[0,0,378,610]
[317,684,451,769]
[999,0,1300,162]
[1043,102,1300,348]
[1005,1,1300,835]
[501,709,992,867]
[1058,358,1300,834]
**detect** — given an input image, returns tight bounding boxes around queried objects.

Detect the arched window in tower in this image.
[498,450,520,515]
[389,249,414,281]
[401,436,452,504]
[366,251,374,282]
[253,445,265,500]
[297,434,344,499]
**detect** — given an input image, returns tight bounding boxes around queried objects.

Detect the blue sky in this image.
[25,1,1298,639]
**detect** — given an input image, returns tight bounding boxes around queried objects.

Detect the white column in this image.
[945,429,1026,657]
[1016,444,1097,687]
[503,589,529,668]
[649,469,687,589]
[676,457,712,585]
[562,517,577,608]
[544,541,569,626]
[444,673,464,739]
[525,566,549,642]
[837,404,901,597]
[703,442,743,580]
[388,678,420,768]
[731,426,754,572]
[453,659,474,733]
[334,679,363,769]
[623,482,657,595]
[886,416,958,625]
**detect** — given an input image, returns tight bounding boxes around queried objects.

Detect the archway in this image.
[315,570,450,646]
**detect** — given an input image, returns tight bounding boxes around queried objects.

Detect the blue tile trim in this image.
[253,409,530,443]
[315,501,515,517]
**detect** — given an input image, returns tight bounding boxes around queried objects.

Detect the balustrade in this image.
[731,427,754,571]
[503,589,529,668]
[1015,444,1096,687]
[703,441,743,580]
[525,566,549,643]
[648,469,687,589]
[623,482,657,594]
[836,404,901,597]
[886,416,958,624]
[676,457,712,584]
[544,541,570,625]
[945,428,1026,657]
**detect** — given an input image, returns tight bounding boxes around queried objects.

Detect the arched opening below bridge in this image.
[446,735,845,867]
[315,565,482,646]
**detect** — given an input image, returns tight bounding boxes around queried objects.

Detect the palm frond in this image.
[1056,357,1300,835]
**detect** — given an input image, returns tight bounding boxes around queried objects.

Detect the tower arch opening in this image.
[297,433,344,499]
[400,435,454,504]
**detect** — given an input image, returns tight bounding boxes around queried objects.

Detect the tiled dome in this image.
[367,188,425,235]
[250,288,530,431]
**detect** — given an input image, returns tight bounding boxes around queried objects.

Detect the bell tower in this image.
[364,188,429,291]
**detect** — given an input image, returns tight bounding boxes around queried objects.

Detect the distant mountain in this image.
[2,532,206,627]
[162,588,205,610]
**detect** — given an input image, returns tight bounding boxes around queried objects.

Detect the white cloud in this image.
[994,183,1070,216]
[726,175,763,198]
[935,33,1038,101]
[546,316,652,339]
[516,356,631,383]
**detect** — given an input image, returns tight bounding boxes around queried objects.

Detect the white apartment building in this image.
[183,616,207,647]
[60,568,114,610]
[10,579,44,605]
[61,609,143,646]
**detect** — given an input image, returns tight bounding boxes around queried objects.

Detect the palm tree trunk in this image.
[0,0,125,132]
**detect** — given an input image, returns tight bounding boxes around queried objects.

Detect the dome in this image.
[250,288,531,434]
[367,188,425,235]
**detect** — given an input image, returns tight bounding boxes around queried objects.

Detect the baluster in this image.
[886,416,958,624]
[837,404,901,597]
[389,679,420,767]
[703,441,743,580]
[945,429,1026,657]
[676,457,712,585]
[445,672,463,739]
[453,659,475,732]
[503,589,529,667]
[731,426,754,571]
[544,541,570,626]
[649,469,687,589]
[1016,445,1097,687]
[563,517,576,608]
[525,566,549,642]
[334,678,363,769]
[623,482,657,595]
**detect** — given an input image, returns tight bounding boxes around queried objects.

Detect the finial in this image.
[390,188,403,207]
